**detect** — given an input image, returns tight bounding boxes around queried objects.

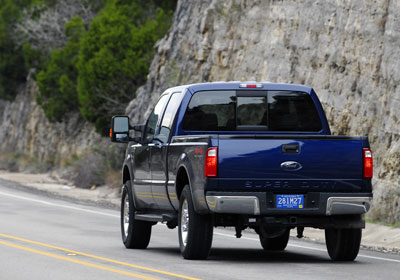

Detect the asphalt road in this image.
[0,181,399,280]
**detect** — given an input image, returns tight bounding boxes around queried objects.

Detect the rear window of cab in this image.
[181,90,322,132]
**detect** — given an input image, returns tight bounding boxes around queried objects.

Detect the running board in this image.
[134,213,177,223]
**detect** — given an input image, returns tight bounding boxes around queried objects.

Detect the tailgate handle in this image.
[282,144,300,154]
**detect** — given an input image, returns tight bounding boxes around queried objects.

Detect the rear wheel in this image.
[121,180,152,249]
[259,228,290,251]
[178,185,213,259]
[325,228,361,261]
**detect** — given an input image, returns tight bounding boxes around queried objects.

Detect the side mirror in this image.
[110,116,130,143]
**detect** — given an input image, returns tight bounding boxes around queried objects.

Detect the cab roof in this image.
[166,82,313,94]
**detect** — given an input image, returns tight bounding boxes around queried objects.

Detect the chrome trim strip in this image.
[206,196,260,215]
[133,179,166,184]
[326,197,372,216]
[169,142,208,146]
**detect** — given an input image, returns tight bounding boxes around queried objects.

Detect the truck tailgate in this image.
[217,135,367,192]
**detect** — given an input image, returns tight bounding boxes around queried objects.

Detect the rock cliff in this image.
[0,73,107,172]
[127,0,400,222]
[0,0,398,222]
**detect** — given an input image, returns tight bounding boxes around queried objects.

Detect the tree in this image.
[0,0,32,100]
[14,0,105,53]
[77,0,176,135]
[36,16,84,121]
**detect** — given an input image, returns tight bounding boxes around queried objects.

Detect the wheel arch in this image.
[122,164,140,209]
[174,153,209,214]
[176,166,190,200]
[123,165,131,184]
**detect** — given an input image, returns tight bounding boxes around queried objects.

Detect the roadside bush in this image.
[0,153,20,172]
[70,152,106,188]
[0,152,53,173]
[69,145,125,189]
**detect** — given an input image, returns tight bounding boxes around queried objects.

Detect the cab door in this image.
[132,94,169,209]
[150,92,183,210]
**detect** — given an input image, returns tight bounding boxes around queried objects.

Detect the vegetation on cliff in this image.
[0,0,176,135]
[77,0,175,134]
[0,0,31,100]
[36,16,84,122]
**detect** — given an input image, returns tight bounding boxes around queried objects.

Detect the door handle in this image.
[282,144,300,154]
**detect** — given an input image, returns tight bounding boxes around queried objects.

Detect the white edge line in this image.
[213,231,400,263]
[0,191,119,218]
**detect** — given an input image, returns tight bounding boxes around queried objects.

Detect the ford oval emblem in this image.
[281,161,302,171]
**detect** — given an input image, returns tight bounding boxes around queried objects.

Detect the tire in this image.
[178,185,213,259]
[325,228,361,261]
[259,228,290,251]
[121,180,152,249]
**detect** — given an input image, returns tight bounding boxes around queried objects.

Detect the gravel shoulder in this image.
[0,170,120,209]
[1,170,399,255]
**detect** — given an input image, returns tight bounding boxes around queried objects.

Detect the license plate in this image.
[276,195,304,209]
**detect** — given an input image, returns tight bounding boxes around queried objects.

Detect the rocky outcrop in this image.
[0,74,107,171]
[127,0,400,222]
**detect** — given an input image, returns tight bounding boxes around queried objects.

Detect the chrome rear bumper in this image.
[206,194,372,216]
[326,197,372,216]
[206,196,260,215]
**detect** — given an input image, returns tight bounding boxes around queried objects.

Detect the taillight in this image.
[363,148,373,178]
[205,147,218,177]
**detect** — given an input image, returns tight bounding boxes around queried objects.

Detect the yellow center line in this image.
[0,233,201,280]
[0,240,159,280]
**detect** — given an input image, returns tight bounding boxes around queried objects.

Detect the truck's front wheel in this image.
[325,228,361,261]
[121,181,152,249]
[178,185,213,259]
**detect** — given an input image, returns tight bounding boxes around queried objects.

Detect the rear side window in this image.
[182,90,322,132]
[157,92,182,142]
[143,94,169,142]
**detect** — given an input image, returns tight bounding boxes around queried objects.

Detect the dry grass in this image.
[105,168,122,190]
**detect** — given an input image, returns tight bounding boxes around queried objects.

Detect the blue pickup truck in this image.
[110,82,373,261]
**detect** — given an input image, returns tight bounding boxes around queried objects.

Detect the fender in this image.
[122,159,140,210]
[175,152,210,214]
